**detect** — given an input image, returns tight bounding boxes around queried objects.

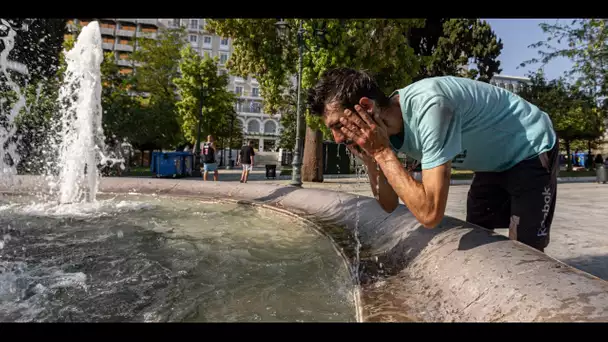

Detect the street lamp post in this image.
[194,88,205,169]
[275,19,316,187]
[226,109,236,169]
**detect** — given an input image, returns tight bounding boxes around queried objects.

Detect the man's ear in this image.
[358,97,375,113]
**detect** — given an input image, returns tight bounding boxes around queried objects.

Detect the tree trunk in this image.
[565,139,572,172]
[302,126,324,182]
[140,149,144,167]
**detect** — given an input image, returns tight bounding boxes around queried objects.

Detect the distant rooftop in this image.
[491,74,531,82]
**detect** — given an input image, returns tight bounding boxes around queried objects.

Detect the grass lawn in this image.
[125,166,154,177]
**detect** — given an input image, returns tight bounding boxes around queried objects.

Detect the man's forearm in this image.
[365,161,399,212]
[373,149,439,226]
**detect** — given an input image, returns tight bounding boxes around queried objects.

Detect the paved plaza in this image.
[179,168,608,281]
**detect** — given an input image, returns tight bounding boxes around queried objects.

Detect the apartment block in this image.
[490,74,532,93]
[67,18,161,75]
[158,18,282,152]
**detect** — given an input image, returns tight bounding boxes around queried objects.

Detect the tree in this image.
[130,27,186,150]
[207,19,424,182]
[173,45,237,151]
[409,18,503,82]
[518,71,605,171]
[277,86,298,151]
[521,19,608,104]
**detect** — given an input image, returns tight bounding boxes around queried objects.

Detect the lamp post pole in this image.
[227,109,235,169]
[290,20,305,187]
[194,88,204,170]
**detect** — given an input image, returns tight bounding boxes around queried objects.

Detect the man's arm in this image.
[375,101,460,227]
[374,150,451,227]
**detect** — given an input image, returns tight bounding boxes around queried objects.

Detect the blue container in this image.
[152,152,182,178]
[572,153,587,168]
[175,152,194,176]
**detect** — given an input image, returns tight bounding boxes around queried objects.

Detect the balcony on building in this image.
[137,31,157,39]
[100,27,115,35]
[115,43,134,52]
[117,18,137,24]
[116,29,136,38]
[116,59,132,67]
[137,19,159,26]
[102,42,115,50]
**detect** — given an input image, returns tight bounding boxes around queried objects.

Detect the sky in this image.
[483,19,574,81]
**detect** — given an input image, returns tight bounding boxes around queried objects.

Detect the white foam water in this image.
[48,21,106,204]
[0,19,26,187]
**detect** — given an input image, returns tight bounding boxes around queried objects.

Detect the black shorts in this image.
[466,139,559,252]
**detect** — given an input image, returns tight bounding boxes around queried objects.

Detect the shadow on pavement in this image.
[560,254,608,281]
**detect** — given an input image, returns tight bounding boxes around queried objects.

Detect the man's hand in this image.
[339,105,392,160]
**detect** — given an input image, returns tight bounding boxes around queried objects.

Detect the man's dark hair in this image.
[307,68,390,116]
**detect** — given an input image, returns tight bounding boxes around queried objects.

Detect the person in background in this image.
[594,154,604,168]
[201,135,219,181]
[238,141,255,183]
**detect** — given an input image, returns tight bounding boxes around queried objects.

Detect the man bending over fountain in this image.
[307,68,558,252]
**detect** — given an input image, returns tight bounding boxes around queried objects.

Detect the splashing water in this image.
[47,22,106,204]
[353,196,362,282]
[0,19,26,187]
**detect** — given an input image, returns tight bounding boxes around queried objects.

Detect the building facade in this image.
[67,18,161,76]
[489,74,531,93]
[157,18,282,152]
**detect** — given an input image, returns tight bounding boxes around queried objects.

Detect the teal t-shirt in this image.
[389,76,556,172]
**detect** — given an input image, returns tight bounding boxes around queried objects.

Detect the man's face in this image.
[322,102,350,144]
[322,99,379,144]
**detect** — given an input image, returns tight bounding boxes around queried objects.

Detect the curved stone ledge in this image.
[6,176,608,322]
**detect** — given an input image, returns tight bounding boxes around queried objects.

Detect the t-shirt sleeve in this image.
[250,147,255,156]
[418,96,462,170]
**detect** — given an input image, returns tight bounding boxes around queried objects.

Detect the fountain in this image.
[51,21,105,204]
[2,19,608,322]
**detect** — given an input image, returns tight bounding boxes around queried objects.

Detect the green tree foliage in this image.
[521,19,608,104]
[130,27,186,150]
[277,86,298,151]
[518,71,605,170]
[410,19,503,82]
[173,45,238,150]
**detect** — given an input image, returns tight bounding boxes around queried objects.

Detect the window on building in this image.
[220,53,228,64]
[249,101,262,113]
[190,19,199,29]
[251,87,259,97]
[235,86,243,95]
[220,37,229,46]
[264,121,277,134]
[247,120,260,133]
[219,69,227,75]
[171,19,180,27]
[203,36,212,45]
[189,35,197,43]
